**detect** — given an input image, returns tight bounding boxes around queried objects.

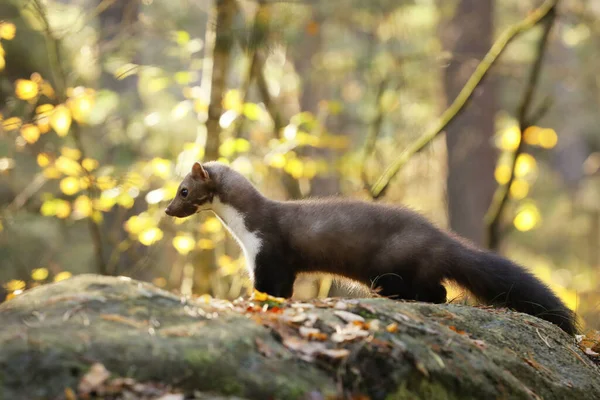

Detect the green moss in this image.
[386,379,461,400]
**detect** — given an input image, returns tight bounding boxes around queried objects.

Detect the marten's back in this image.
[272,199,452,279]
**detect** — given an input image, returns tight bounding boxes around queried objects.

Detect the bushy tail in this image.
[446,246,578,335]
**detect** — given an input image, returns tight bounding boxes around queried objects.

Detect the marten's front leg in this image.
[252,250,295,298]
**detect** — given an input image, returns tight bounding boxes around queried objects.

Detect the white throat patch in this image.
[210,198,262,280]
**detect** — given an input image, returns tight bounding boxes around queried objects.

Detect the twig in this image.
[32,0,108,275]
[368,0,559,199]
[485,4,557,250]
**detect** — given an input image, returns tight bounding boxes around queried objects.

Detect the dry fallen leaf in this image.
[318,348,350,360]
[255,337,275,358]
[334,310,365,323]
[78,363,110,395]
[386,322,399,333]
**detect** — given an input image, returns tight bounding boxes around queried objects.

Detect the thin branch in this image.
[32,0,108,275]
[368,0,559,199]
[485,4,557,250]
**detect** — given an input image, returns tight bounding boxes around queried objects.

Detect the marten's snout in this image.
[165,206,174,216]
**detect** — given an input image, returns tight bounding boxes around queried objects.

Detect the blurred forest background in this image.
[1,0,599,330]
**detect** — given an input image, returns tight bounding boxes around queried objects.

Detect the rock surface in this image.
[0,274,599,400]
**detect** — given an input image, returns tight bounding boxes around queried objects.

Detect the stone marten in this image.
[165,161,577,335]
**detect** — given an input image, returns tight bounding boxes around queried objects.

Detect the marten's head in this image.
[165,162,215,218]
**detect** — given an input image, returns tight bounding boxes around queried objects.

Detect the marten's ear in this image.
[191,162,210,181]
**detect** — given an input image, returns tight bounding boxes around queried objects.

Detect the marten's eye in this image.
[180,188,188,198]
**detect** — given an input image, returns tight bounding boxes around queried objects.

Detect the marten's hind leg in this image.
[413,282,447,304]
[370,273,417,300]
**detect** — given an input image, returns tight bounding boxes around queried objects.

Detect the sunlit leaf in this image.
[202,217,222,233]
[0,55,5,72]
[43,166,61,179]
[499,126,521,151]
[124,213,155,235]
[268,153,286,169]
[55,200,71,219]
[40,81,55,99]
[54,271,72,282]
[219,138,236,158]
[15,79,39,100]
[163,181,179,201]
[114,63,139,80]
[538,128,558,149]
[96,176,117,190]
[494,165,511,184]
[20,124,40,144]
[0,157,14,172]
[242,103,262,121]
[174,71,194,85]
[139,227,164,246]
[153,277,167,288]
[117,193,135,209]
[0,22,16,40]
[283,124,297,141]
[173,234,195,255]
[285,158,304,179]
[95,193,117,212]
[219,110,237,129]
[82,158,99,171]
[303,160,318,179]
[223,89,242,112]
[68,88,95,123]
[523,126,540,145]
[509,179,529,200]
[513,204,541,232]
[144,189,163,205]
[55,156,83,176]
[50,105,72,136]
[60,176,80,196]
[515,153,536,178]
[2,117,22,131]
[73,195,93,219]
[234,138,251,153]
[151,158,172,179]
[173,30,190,45]
[5,279,25,292]
[60,147,82,160]
[197,238,215,249]
[31,268,49,281]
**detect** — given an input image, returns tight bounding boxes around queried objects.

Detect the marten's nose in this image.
[165,206,173,216]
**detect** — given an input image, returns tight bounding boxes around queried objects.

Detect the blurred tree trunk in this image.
[195,0,237,295]
[94,0,145,276]
[442,0,497,247]
[291,12,341,198]
[205,0,237,161]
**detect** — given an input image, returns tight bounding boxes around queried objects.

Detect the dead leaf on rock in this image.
[448,325,466,335]
[472,339,487,350]
[64,387,76,400]
[386,322,399,333]
[334,300,348,310]
[299,326,328,341]
[318,348,350,360]
[78,363,110,395]
[100,313,148,329]
[334,310,365,323]
[282,336,327,361]
[255,337,275,358]
[331,323,370,343]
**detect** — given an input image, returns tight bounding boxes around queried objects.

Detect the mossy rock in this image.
[0,274,598,399]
